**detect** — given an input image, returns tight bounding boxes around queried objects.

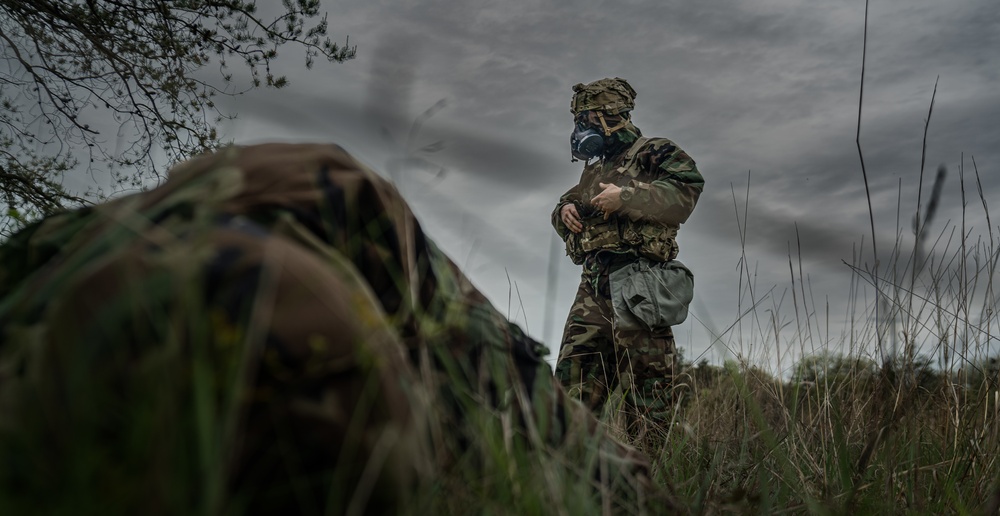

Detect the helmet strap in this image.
[596,111,628,136]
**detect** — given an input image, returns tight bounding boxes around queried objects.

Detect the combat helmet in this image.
[570,77,637,115]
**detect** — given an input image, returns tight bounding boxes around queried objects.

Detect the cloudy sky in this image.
[210,0,999,374]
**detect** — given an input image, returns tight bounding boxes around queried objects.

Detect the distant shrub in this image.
[792,352,876,385]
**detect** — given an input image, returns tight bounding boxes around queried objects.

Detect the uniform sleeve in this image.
[621,140,704,226]
[551,170,587,241]
[551,183,581,241]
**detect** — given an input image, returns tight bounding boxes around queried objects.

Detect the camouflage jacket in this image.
[551,136,704,266]
[0,143,656,515]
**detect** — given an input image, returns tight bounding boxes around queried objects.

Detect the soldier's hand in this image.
[560,203,583,233]
[591,183,623,220]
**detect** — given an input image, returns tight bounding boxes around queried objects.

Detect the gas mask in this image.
[570,111,630,161]
[570,122,606,161]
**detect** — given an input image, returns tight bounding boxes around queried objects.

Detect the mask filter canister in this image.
[571,126,605,160]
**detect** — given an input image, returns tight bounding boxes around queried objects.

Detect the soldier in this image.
[0,143,661,514]
[552,77,705,431]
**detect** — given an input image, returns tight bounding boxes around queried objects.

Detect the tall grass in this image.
[6,175,993,515]
[408,148,1000,513]
[636,208,1000,513]
[601,30,1000,510]
[1,163,996,515]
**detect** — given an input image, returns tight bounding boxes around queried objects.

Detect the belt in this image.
[592,250,634,274]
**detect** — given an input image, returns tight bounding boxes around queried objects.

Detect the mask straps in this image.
[596,111,628,136]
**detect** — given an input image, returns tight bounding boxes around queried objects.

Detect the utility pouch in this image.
[609,257,693,332]
[578,215,620,254]
[636,223,678,262]
[564,231,585,265]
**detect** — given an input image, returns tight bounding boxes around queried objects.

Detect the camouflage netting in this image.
[0,143,663,515]
[570,77,637,115]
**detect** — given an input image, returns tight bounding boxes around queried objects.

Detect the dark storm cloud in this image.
[216,0,1000,361]
[226,81,574,191]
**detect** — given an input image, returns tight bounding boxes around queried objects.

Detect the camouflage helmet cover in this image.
[570,77,637,115]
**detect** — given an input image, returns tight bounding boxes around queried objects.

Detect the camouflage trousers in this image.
[555,267,676,425]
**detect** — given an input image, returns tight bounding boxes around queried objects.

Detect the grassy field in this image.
[422,318,1000,514]
[421,148,1000,514]
[2,168,996,516]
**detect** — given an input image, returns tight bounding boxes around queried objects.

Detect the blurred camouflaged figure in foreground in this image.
[0,143,660,515]
[553,78,704,430]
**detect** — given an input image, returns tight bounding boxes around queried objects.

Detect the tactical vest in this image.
[564,137,680,265]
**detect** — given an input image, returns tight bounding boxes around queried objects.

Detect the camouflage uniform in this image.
[553,78,705,425]
[0,143,656,514]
